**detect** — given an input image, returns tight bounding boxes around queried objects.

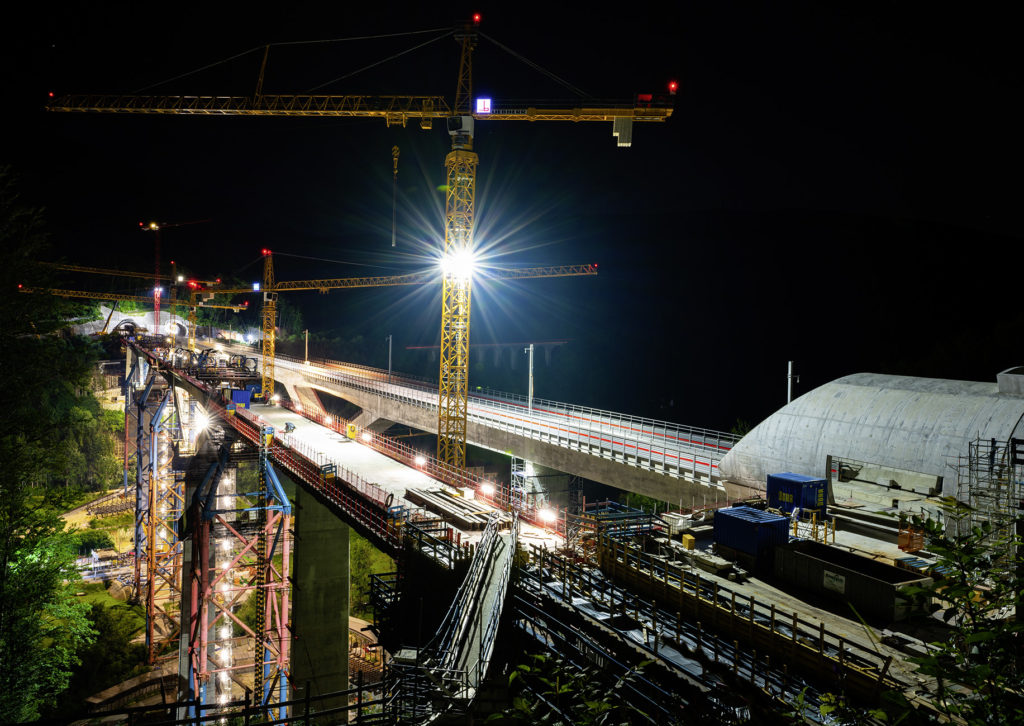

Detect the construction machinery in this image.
[47,15,673,474]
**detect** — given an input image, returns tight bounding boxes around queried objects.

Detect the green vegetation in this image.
[49,597,147,719]
[350,531,394,620]
[890,502,1024,724]
[783,499,1024,725]
[0,166,108,716]
[0,167,128,721]
[729,417,753,437]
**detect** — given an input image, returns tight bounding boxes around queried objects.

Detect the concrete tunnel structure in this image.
[718,367,1024,506]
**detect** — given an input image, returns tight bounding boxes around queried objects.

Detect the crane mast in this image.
[260,250,277,401]
[438,19,480,472]
[46,15,671,478]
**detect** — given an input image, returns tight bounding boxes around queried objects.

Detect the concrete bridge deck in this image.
[209,342,748,504]
[238,403,559,551]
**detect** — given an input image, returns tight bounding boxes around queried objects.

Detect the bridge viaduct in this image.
[220,346,754,507]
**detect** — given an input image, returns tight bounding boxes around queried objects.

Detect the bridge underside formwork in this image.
[179,422,294,721]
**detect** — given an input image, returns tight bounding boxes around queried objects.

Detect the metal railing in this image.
[269,350,738,481]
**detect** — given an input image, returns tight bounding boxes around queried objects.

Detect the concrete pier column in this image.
[290,486,350,709]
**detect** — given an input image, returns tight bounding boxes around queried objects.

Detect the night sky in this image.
[4,3,1021,433]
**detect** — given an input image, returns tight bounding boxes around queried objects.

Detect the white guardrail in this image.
[221,344,738,481]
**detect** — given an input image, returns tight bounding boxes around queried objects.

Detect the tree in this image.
[799,499,1024,725]
[897,501,1024,724]
[49,601,147,719]
[0,167,102,721]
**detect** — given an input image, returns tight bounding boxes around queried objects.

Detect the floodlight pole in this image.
[787,361,800,404]
[524,343,534,417]
[303,329,309,364]
[386,335,393,382]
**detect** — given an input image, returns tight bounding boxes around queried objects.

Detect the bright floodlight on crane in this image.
[440,248,478,281]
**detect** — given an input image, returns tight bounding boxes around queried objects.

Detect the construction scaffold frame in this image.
[180,421,293,721]
[125,350,186,664]
[953,437,1024,547]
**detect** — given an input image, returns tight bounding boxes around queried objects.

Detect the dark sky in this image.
[4,3,1022,432]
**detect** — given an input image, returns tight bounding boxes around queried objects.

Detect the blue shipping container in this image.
[713,506,789,557]
[766,472,827,518]
[231,389,252,410]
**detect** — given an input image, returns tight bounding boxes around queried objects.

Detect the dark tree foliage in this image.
[50,602,148,716]
[799,500,1024,725]
[0,166,118,721]
[895,502,1024,725]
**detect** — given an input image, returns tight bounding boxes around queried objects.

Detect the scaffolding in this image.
[953,437,1024,546]
[181,423,293,721]
[125,351,186,663]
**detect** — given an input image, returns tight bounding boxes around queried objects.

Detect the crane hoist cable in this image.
[391,145,400,248]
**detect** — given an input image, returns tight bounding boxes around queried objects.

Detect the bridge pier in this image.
[290,486,350,710]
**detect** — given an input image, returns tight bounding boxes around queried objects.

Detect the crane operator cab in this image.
[447,115,474,149]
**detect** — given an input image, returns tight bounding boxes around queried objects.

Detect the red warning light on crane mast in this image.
[668,80,678,95]
[472,13,481,24]
[261,248,271,256]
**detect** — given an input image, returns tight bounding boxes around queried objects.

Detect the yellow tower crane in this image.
[47,15,674,473]
[40,262,235,344]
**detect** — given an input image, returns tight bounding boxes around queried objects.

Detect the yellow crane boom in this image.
[46,15,670,477]
[203,253,598,401]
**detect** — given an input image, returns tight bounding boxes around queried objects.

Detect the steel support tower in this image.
[182,421,293,720]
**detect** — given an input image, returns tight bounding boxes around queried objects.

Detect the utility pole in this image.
[787,361,800,404]
[386,335,393,382]
[524,343,534,416]
[303,329,309,364]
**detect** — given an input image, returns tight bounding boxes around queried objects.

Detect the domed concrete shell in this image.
[719,372,1024,495]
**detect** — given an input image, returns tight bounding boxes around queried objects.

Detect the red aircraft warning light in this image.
[472,13,481,24]
[668,80,678,95]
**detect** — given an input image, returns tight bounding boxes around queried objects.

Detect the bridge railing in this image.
[477,514,518,678]
[272,350,737,481]
[276,398,491,497]
[474,386,739,455]
[467,396,725,480]
[146,350,410,554]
